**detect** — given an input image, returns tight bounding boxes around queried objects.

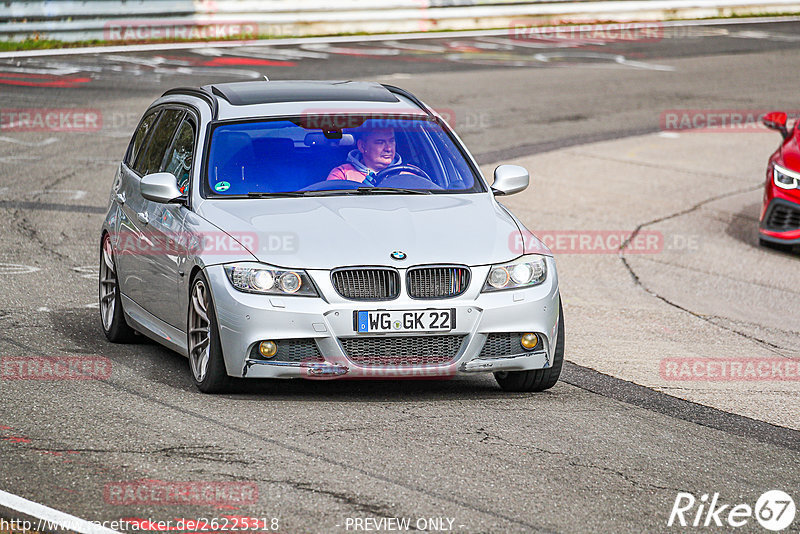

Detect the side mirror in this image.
[762,111,789,139]
[140,172,183,204]
[492,165,529,196]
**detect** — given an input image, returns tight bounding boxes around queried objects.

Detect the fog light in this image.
[258,341,278,358]
[520,333,539,350]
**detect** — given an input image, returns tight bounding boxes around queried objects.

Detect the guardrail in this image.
[1,0,582,20]
[2,0,800,41]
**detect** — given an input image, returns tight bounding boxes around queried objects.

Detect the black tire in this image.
[188,272,230,394]
[494,297,565,392]
[99,233,137,343]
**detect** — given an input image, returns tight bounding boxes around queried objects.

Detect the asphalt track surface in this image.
[0,19,799,533]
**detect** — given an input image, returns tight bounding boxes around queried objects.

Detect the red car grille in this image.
[766,202,800,231]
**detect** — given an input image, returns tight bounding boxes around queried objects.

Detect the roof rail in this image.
[161,87,219,120]
[381,84,433,117]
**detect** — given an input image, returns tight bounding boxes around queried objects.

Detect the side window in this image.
[126,111,159,168]
[398,128,442,185]
[134,109,184,176]
[161,118,195,195]
[429,128,474,189]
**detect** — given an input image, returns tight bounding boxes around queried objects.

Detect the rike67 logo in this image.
[668,490,796,531]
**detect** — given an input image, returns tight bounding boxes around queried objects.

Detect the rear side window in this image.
[134,109,184,176]
[126,111,159,168]
[162,118,196,194]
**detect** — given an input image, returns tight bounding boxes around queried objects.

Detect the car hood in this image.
[195,193,544,269]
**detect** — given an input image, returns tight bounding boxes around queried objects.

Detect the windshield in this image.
[204,116,483,197]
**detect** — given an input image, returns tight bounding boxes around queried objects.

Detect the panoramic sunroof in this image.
[206,80,400,106]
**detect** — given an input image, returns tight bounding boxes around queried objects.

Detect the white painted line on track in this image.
[0,489,121,534]
[0,16,799,59]
[532,51,676,70]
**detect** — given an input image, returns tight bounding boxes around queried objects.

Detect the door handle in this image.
[115,192,126,204]
[137,212,149,225]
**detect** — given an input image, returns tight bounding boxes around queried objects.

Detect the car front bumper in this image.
[205,258,561,379]
[759,195,800,243]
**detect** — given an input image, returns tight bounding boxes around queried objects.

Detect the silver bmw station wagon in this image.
[100,80,563,393]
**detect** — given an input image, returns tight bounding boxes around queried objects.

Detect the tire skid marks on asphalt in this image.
[0,189,88,201]
[0,136,59,147]
[0,200,105,214]
[0,487,120,534]
[72,265,97,279]
[0,156,45,164]
[0,263,41,275]
[0,336,550,531]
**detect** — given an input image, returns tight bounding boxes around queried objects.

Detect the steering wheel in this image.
[373,164,433,186]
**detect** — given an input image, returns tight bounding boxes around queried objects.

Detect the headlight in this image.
[774,164,800,189]
[224,262,318,296]
[482,255,547,292]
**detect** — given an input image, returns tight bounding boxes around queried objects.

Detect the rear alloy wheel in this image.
[99,233,137,343]
[188,273,230,393]
[495,297,565,392]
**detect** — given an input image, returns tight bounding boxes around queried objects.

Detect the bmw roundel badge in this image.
[390,251,407,261]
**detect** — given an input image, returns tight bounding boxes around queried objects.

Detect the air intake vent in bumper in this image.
[340,335,466,367]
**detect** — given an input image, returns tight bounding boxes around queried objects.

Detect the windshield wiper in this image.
[247,192,307,198]
[354,187,431,195]
[244,187,432,198]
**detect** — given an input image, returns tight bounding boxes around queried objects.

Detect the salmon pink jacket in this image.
[326,149,403,184]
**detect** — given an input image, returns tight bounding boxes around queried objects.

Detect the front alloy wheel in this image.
[188,273,230,393]
[495,296,565,392]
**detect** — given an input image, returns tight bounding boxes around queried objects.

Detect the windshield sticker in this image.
[214,181,230,192]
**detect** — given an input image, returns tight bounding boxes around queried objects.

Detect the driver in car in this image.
[326,128,402,185]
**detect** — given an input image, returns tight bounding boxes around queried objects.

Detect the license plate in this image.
[355,309,455,333]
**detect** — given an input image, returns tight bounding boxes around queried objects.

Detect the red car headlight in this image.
[773,164,800,189]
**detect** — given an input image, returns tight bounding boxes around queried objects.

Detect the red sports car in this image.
[760,111,800,248]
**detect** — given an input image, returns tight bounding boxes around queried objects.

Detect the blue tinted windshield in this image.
[205,116,482,196]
